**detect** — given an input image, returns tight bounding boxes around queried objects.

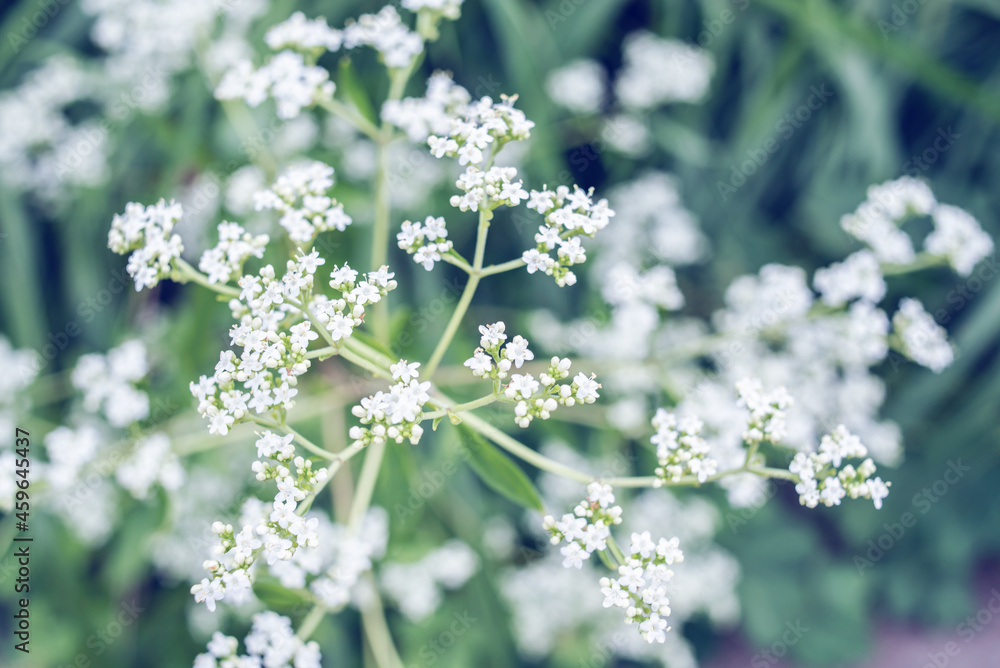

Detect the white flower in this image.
[546,59,606,114]
[560,542,589,569]
[390,360,421,383]
[925,204,993,276]
[892,298,953,372]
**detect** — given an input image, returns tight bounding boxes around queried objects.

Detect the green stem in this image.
[360,574,407,668]
[423,209,492,379]
[296,604,328,641]
[173,258,240,298]
[423,394,497,420]
[341,347,391,379]
[349,441,386,532]
[478,257,526,277]
[606,535,626,565]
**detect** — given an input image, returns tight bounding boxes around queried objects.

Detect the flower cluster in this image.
[116,433,185,500]
[450,165,529,212]
[427,95,534,166]
[600,531,684,644]
[464,322,600,427]
[71,340,150,428]
[343,6,423,69]
[615,32,714,109]
[402,0,464,20]
[789,425,890,509]
[397,215,453,270]
[838,176,991,272]
[813,250,886,307]
[523,184,614,287]
[191,431,328,612]
[382,71,471,142]
[253,161,352,244]
[891,297,954,373]
[310,508,388,608]
[543,482,623,569]
[543,483,684,645]
[314,264,398,342]
[191,315,311,436]
[265,12,343,53]
[649,411,718,484]
[198,221,270,284]
[215,50,335,120]
[107,200,185,291]
[348,361,432,447]
[545,59,606,114]
[194,612,321,668]
[925,204,994,277]
[734,378,793,446]
[380,539,479,621]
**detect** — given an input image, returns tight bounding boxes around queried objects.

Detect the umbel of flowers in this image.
[81,1,995,665]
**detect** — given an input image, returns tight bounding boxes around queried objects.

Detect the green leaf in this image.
[337,57,378,126]
[457,425,544,511]
[252,578,313,612]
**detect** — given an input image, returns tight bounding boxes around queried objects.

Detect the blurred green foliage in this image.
[1,0,999,666]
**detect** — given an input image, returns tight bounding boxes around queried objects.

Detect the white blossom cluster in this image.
[191,430,328,612]
[464,322,600,427]
[265,12,343,53]
[542,482,623,570]
[789,425,891,510]
[215,50,335,120]
[542,483,685,645]
[523,184,615,286]
[649,411,718,484]
[600,531,684,644]
[71,340,151,428]
[309,508,389,608]
[839,177,991,275]
[545,59,606,114]
[252,161,352,243]
[108,200,185,291]
[0,55,109,204]
[198,221,270,284]
[502,476,732,666]
[343,6,423,69]
[191,305,310,435]
[615,32,714,109]
[397,215,453,270]
[0,337,38,512]
[348,361,431,447]
[813,250,886,307]
[314,264,398,342]
[380,539,479,621]
[891,297,954,373]
[734,378,793,446]
[115,433,185,500]
[382,72,472,141]
[194,612,321,668]
[401,0,464,19]
[450,165,529,213]
[925,204,994,276]
[427,95,535,166]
